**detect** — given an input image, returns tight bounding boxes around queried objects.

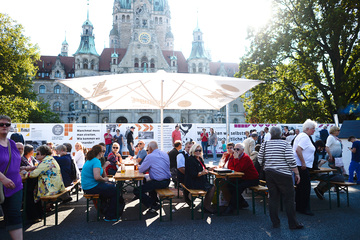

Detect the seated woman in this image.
[20,144,38,169]
[218,142,235,168]
[26,145,65,204]
[105,142,122,175]
[184,144,216,213]
[81,144,122,221]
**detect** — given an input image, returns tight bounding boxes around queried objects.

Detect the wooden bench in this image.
[180,183,207,220]
[40,180,81,226]
[155,188,176,221]
[249,185,268,215]
[330,181,356,207]
[83,194,101,222]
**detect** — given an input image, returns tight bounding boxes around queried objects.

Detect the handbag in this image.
[0,139,12,204]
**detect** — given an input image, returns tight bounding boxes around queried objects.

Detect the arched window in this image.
[163,117,174,123]
[83,59,88,69]
[90,60,95,70]
[198,63,203,73]
[113,59,116,64]
[233,118,239,123]
[134,58,139,68]
[82,116,87,123]
[233,104,238,112]
[53,102,61,111]
[69,102,75,111]
[122,15,125,22]
[150,59,155,68]
[55,70,61,78]
[159,17,163,24]
[102,117,108,123]
[126,15,130,22]
[69,88,74,94]
[54,85,61,94]
[116,117,128,123]
[141,56,148,68]
[138,116,153,123]
[39,85,46,94]
[192,63,196,73]
[116,15,118,20]
[155,17,158,24]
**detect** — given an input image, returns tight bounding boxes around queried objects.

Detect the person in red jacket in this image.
[224,143,259,215]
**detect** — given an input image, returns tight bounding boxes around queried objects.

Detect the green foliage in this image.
[239,0,360,123]
[0,13,61,123]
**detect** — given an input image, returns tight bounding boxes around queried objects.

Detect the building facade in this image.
[33,0,246,124]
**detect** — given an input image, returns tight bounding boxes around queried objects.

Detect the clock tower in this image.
[116,0,171,73]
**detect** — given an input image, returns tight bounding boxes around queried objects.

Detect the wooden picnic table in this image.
[114,170,145,220]
[209,170,244,215]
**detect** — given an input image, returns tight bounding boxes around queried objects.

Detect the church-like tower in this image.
[60,35,68,57]
[187,22,210,74]
[74,1,99,77]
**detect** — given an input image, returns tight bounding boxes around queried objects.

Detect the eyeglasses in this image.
[113,147,119,149]
[195,149,202,152]
[0,123,11,127]
[234,148,241,151]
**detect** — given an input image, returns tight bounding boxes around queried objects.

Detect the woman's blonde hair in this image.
[189,143,203,157]
[329,126,340,134]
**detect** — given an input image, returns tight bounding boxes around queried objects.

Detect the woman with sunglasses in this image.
[0,115,23,239]
[184,144,216,213]
[81,144,122,221]
[105,142,122,176]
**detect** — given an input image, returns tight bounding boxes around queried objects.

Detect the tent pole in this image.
[226,103,230,143]
[161,80,164,150]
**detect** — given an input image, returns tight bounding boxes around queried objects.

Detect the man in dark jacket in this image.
[168,140,182,187]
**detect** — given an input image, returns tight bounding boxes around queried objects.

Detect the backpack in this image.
[125,129,130,139]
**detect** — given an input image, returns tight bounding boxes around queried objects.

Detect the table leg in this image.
[236,178,239,215]
[216,178,220,216]
[139,181,142,220]
[116,181,120,220]
[22,180,28,223]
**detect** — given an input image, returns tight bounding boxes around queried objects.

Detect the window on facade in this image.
[54,85,61,94]
[39,85,45,94]
[163,117,174,123]
[233,104,238,112]
[150,59,155,68]
[83,59,88,69]
[134,58,139,68]
[155,17,158,24]
[90,103,96,110]
[55,70,61,78]
[102,117,108,123]
[41,72,45,78]
[159,17,163,24]
[82,116,87,123]
[113,59,116,64]
[82,100,88,110]
[233,118,239,123]
[192,63,196,73]
[69,89,74,94]
[116,117,128,123]
[69,102,75,111]
[53,102,61,111]
[91,60,95,70]
[198,63,203,73]
[172,61,176,67]
[198,36,200,40]
[141,56,148,68]
[75,101,79,110]
[138,116,153,123]
[122,15,125,22]
[126,15,130,22]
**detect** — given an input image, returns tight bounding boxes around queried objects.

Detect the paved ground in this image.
[1,180,360,240]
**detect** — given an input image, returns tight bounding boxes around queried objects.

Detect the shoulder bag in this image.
[0,139,12,204]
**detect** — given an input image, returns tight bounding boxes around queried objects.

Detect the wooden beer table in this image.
[209,171,244,215]
[114,170,145,220]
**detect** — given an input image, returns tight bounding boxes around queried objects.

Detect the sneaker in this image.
[314,187,324,200]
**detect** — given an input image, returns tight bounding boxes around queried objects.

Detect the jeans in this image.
[348,161,360,184]
[211,145,217,161]
[1,189,23,231]
[133,179,170,208]
[105,144,112,158]
[201,141,208,158]
[127,144,134,156]
[84,182,118,220]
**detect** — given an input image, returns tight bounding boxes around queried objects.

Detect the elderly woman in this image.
[105,142,122,176]
[81,144,121,221]
[293,119,317,216]
[20,144,37,169]
[184,144,216,213]
[0,115,23,239]
[258,126,303,229]
[26,145,65,203]
[74,142,85,171]
[326,126,346,174]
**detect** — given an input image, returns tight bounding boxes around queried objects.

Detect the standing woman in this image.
[200,128,209,159]
[74,142,85,171]
[184,144,216,213]
[209,128,218,161]
[293,119,317,216]
[258,126,303,229]
[113,129,124,156]
[0,115,23,240]
[325,126,346,174]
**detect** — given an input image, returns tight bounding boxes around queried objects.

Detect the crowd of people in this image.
[1,114,359,239]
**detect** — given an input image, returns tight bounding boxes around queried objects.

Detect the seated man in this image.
[177,141,193,204]
[135,140,147,165]
[134,141,171,212]
[224,143,259,215]
[168,140,182,187]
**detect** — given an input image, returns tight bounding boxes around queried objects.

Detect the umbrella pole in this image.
[226,103,230,143]
[160,80,164,151]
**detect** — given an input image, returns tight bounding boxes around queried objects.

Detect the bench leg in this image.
[159,198,163,222]
[170,198,173,221]
[191,195,194,220]
[335,186,340,207]
[346,186,350,207]
[55,201,59,225]
[263,193,266,214]
[43,201,47,226]
[75,184,79,202]
[97,199,101,221]
[201,196,204,220]
[86,198,89,222]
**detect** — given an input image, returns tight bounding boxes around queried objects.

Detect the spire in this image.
[87,0,90,20]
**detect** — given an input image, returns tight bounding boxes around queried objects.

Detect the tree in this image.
[0,13,61,123]
[238,0,360,123]
[28,98,62,123]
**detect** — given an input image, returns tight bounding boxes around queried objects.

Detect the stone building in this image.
[33,0,246,124]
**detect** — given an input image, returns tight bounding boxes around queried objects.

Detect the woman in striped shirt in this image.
[258,126,303,230]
